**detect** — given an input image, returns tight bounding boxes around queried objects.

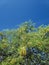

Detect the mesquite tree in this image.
[0,21,49,65]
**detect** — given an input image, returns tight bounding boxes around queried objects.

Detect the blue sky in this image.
[0,0,49,30]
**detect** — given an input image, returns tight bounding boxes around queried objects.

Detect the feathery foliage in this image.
[0,21,49,65]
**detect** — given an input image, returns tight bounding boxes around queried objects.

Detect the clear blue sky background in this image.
[0,0,49,30]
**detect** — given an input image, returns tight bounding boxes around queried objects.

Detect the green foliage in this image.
[0,21,49,65]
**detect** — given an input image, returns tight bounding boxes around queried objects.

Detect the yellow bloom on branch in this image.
[20,47,26,56]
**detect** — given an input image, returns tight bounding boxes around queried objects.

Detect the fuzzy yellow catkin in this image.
[20,47,26,56]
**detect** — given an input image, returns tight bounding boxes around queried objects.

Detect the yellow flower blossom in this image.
[20,47,26,56]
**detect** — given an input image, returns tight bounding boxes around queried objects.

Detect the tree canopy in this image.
[0,21,49,65]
